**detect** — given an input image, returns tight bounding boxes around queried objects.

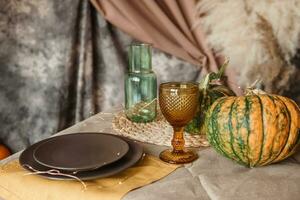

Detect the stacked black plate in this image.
[19,132,143,181]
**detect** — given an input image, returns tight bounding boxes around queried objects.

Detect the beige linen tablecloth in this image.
[1,110,300,200]
[0,155,178,200]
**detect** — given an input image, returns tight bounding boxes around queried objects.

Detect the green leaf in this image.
[199,59,229,89]
[216,59,229,79]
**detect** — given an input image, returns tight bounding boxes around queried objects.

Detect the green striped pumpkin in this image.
[205,92,300,167]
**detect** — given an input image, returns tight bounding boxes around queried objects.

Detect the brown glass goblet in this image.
[159,82,199,164]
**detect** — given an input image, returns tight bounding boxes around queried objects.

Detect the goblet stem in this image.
[171,126,185,153]
[159,124,198,164]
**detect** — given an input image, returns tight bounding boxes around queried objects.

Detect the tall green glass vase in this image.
[125,43,157,123]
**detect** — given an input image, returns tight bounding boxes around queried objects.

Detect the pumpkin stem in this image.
[245,78,267,95]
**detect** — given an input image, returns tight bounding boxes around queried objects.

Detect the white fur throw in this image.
[195,0,300,96]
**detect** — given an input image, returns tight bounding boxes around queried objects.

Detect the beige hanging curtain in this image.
[90,0,218,74]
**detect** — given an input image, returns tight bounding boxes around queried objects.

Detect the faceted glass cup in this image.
[159,82,199,164]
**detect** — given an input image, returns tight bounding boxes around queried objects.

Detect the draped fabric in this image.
[0,0,199,152]
[90,0,218,72]
[90,0,243,94]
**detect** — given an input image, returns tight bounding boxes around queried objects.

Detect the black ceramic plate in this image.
[19,133,143,181]
[33,133,129,172]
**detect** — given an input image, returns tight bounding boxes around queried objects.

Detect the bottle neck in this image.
[128,43,152,73]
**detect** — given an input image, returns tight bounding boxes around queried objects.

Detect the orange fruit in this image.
[0,145,11,160]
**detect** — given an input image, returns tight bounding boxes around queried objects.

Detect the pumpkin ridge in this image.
[244,96,251,166]
[207,99,225,156]
[288,131,300,155]
[228,98,245,164]
[211,98,231,158]
[254,95,265,167]
[265,95,291,164]
[234,97,251,165]
[263,95,277,164]
[217,97,237,159]
[246,95,264,166]
[273,97,300,161]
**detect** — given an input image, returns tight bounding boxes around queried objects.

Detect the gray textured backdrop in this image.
[0,0,201,152]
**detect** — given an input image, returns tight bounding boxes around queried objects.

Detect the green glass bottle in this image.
[125,43,157,123]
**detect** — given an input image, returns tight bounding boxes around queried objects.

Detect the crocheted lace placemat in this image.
[112,111,209,148]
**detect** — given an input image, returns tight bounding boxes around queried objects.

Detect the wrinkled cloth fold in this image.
[90,0,242,95]
[90,0,218,73]
[0,155,178,200]
[184,148,300,200]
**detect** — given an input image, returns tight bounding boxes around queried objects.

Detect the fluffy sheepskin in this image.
[195,0,300,95]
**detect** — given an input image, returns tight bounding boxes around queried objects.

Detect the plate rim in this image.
[32,133,129,171]
[19,132,144,181]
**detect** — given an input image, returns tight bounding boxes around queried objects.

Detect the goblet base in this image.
[159,149,198,164]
